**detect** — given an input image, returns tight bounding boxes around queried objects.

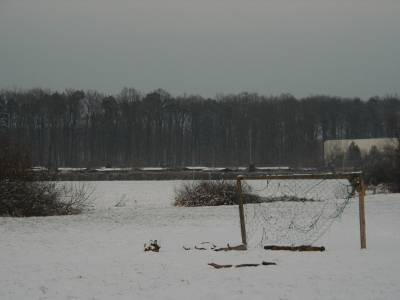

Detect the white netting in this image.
[240,174,361,247]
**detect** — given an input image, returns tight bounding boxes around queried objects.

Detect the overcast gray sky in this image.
[0,0,399,99]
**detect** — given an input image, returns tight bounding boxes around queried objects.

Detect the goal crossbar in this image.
[236,172,366,249]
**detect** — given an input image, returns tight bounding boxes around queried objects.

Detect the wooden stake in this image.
[237,177,247,247]
[358,180,367,249]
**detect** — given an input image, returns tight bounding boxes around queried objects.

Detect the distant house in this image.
[324,138,396,160]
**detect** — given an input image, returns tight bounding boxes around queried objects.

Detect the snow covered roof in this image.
[94,167,132,172]
[299,167,318,171]
[30,166,47,171]
[58,168,88,172]
[255,167,291,170]
[201,167,232,172]
[183,166,207,171]
[139,167,166,171]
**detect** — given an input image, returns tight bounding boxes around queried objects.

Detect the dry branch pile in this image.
[183,242,247,251]
[144,240,161,252]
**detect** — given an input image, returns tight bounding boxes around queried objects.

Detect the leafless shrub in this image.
[0,149,97,217]
[173,180,262,207]
[1,179,97,217]
[1,180,62,217]
[56,181,98,214]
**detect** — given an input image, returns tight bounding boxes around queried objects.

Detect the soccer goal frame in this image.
[236,172,366,249]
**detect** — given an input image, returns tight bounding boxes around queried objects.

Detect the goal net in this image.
[236,173,365,248]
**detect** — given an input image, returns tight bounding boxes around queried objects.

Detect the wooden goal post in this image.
[236,172,366,249]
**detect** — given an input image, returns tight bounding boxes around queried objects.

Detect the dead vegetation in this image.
[183,242,247,251]
[173,180,262,207]
[0,149,97,217]
[144,240,161,252]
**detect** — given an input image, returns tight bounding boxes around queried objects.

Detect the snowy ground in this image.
[1,181,399,300]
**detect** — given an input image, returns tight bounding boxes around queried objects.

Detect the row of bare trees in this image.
[0,87,398,168]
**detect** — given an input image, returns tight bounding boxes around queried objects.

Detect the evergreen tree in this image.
[347,141,361,169]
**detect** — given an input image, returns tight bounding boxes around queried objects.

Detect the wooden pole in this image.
[358,180,367,249]
[236,176,247,247]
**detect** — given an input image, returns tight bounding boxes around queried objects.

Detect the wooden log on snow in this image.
[208,262,277,269]
[235,264,259,268]
[262,261,277,265]
[264,245,325,252]
[208,263,233,269]
[214,244,247,251]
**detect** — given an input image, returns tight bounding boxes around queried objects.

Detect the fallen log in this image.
[262,261,277,265]
[184,243,247,251]
[235,264,259,268]
[214,244,247,251]
[208,261,276,269]
[208,263,233,269]
[183,242,216,251]
[264,245,325,252]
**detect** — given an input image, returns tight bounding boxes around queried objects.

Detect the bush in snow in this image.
[173,180,262,207]
[0,148,97,217]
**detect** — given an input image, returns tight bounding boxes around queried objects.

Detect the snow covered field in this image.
[1,181,399,300]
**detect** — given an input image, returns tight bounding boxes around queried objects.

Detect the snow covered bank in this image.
[1,181,399,299]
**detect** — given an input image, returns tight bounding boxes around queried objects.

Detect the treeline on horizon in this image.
[0,87,398,169]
